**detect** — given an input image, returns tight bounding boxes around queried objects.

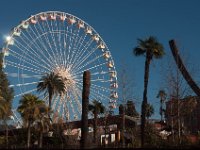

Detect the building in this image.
[165,96,200,134]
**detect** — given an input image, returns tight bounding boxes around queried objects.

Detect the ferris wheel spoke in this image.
[9,81,39,88]
[90,88,110,103]
[72,26,94,63]
[8,48,49,73]
[23,26,56,69]
[37,92,49,104]
[6,60,44,74]
[14,88,37,98]
[6,72,41,79]
[73,62,107,76]
[52,21,66,66]
[52,95,60,111]
[11,109,23,126]
[36,20,57,66]
[12,36,41,63]
[39,21,61,67]
[74,52,103,72]
[69,86,82,114]
[63,101,69,121]
[68,26,81,65]
[46,21,62,67]
[73,70,110,81]
[70,33,88,67]
[72,47,98,71]
[76,81,110,98]
[56,97,64,115]
[13,37,51,69]
[48,20,61,65]
[30,25,54,62]
[53,20,64,65]
[67,96,78,120]
[90,83,111,91]
[76,81,110,104]
[71,38,94,69]
[57,21,65,66]
[65,27,74,68]
[61,22,68,67]
[69,33,83,64]
[63,25,70,67]
[75,77,111,84]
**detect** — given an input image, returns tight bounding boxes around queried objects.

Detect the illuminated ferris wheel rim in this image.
[2,11,118,121]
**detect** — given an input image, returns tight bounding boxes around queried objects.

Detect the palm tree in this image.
[133,36,165,146]
[17,94,44,148]
[157,90,167,122]
[37,72,65,109]
[33,103,51,148]
[89,100,105,143]
[145,103,154,119]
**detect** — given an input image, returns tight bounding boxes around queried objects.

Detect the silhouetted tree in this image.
[157,90,167,121]
[0,53,14,147]
[89,100,105,143]
[133,36,165,146]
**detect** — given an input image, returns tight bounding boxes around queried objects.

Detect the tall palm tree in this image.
[157,90,167,122]
[17,94,44,148]
[37,72,66,109]
[133,36,165,146]
[89,100,105,143]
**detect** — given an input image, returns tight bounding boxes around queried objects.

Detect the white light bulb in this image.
[6,36,11,41]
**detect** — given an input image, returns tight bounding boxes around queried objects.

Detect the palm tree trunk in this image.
[94,112,97,144]
[4,120,8,149]
[39,130,43,148]
[141,50,151,147]
[27,121,31,148]
[160,100,163,122]
[81,71,90,149]
[48,90,53,122]
[48,89,53,109]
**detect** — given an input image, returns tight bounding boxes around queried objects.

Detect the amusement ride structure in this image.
[1,11,118,127]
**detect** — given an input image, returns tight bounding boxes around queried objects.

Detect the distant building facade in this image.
[165,96,200,134]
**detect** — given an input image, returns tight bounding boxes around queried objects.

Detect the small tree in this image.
[157,90,167,122]
[126,100,139,117]
[89,100,105,143]
[17,94,44,148]
[37,72,65,110]
[145,103,154,119]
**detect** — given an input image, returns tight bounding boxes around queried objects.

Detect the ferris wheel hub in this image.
[53,66,75,90]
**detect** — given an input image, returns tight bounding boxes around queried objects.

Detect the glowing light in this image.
[6,36,12,42]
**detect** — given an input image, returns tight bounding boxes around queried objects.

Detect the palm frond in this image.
[133,47,146,56]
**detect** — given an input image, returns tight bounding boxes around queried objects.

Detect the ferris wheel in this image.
[1,11,118,122]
